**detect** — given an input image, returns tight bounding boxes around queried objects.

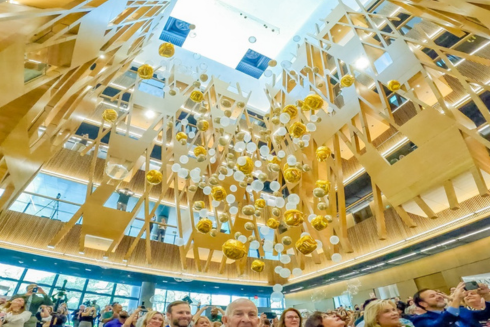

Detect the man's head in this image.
[118,311,129,323]
[222,299,258,327]
[211,307,219,316]
[362,298,377,310]
[113,303,123,313]
[80,305,86,311]
[414,289,446,311]
[166,301,192,327]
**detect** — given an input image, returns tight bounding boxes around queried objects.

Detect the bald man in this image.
[222,299,259,327]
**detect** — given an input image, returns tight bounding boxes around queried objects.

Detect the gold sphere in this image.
[196,218,213,233]
[340,74,355,87]
[298,140,305,148]
[242,205,255,216]
[284,165,302,183]
[222,239,247,260]
[219,213,230,223]
[168,89,176,96]
[303,164,311,172]
[102,109,118,123]
[311,215,329,231]
[193,146,207,157]
[268,60,277,67]
[317,202,328,210]
[244,222,255,231]
[219,137,229,146]
[188,185,197,192]
[146,170,163,185]
[197,154,206,162]
[258,173,268,182]
[266,218,280,229]
[289,121,307,138]
[200,74,208,82]
[251,259,265,273]
[193,81,201,88]
[316,146,332,162]
[221,99,232,108]
[325,215,333,222]
[303,94,324,111]
[272,208,281,217]
[237,101,245,108]
[237,156,254,175]
[190,90,204,103]
[234,232,242,240]
[239,181,248,188]
[387,80,401,92]
[176,132,188,143]
[254,210,261,217]
[158,42,175,58]
[313,188,326,198]
[198,182,206,189]
[193,201,205,211]
[196,120,209,132]
[282,236,292,246]
[255,199,266,209]
[219,166,227,175]
[224,109,232,118]
[295,235,317,255]
[271,116,280,125]
[209,177,219,185]
[282,105,298,119]
[137,64,154,79]
[316,180,331,192]
[210,229,217,237]
[284,209,304,226]
[248,236,256,242]
[211,186,227,201]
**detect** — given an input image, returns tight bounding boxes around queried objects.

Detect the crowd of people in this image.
[1,282,489,327]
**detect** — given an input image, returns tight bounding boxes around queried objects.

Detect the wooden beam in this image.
[414,195,438,219]
[443,180,460,210]
[371,181,387,240]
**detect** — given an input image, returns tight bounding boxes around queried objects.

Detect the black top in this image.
[80,315,94,323]
[53,314,67,327]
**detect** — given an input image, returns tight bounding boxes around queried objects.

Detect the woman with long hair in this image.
[0,298,32,327]
[364,300,414,327]
[195,316,211,327]
[140,311,165,327]
[79,306,97,327]
[304,311,345,327]
[278,308,302,327]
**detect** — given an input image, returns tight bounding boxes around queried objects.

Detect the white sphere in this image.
[277,127,287,136]
[198,209,206,218]
[178,168,188,178]
[238,235,248,243]
[229,206,238,214]
[255,161,262,168]
[308,214,316,222]
[278,150,286,158]
[247,142,257,152]
[275,197,285,208]
[172,163,181,172]
[234,171,245,181]
[230,185,237,192]
[285,203,297,210]
[251,180,264,191]
[180,155,189,164]
[293,137,300,144]
[244,133,252,143]
[274,243,285,253]
[288,194,300,204]
[330,235,340,245]
[237,156,246,166]
[279,113,291,124]
[226,168,233,176]
[250,240,260,250]
[271,291,284,302]
[188,131,196,138]
[307,123,316,132]
[316,240,323,248]
[310,115,318,122]
[267,198,276,207]
[260,145,270,156]
[208,148,216,156]
[304,140,309,147]
[273,284,283,292]
[279,268,291,278]
[226,194,236,204]
[260,226,270,235]
[274,266,282,274]
[175,238,185,246]
[220,116,230,127]
[181,119,189,126]
[302,134,311,141]
[301,232,310,237]
[210,157,216,164]
[279,254,291,264]
[218,174,225,180]
[212,200,221,207]
[287,155,297,166]
[190,168,200,178]
[270,181,281,191]
[235,142,246,152]
[332,253,342,262]
[263,242,273,252]
[246,186,252,192]
[203,186,212,195]
[292,268,303,276]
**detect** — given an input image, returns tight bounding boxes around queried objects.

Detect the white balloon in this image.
[178,168,188,178]
[310,115,318,122]
[226,168,233,177]
[172,163,181,172]
[226,194,236,203]
[279,268,291,278]
[230,206,238,214]
[251,180,264,191]
[190,168,200,178]
[285,203,297,210]
[180,155,189,164]
[304,140,309,147]
[332,253,342,263]
[208,148,216,156]
[254,161,262,168]
[238,235,248,243]
[246,142,257,152]
[260,146,270,156]
[302,134,311,141]
[210,157,216,164]
[203,186,211,195]
[293,137,300,144]
[175,238,185,246]
[292,268,303,276]
[260,226,270,235]
[287,155,297,166]
[235,142,246,152]
[263,242,273,252]
[181,118,189,126]
[288,194,300,204]
[271,291,284,302]
[316,240,323,248]
[188,131,196,138]
[220,116,230,127]
[307,123,316,132]
[250,240,260,250]
[230,185,237,192]
[234,171,245,181]
[237,156,246,166]
[267,154,274,161]
[246,185,252,192]
[330,235,340,245]
[278,150,286,158]
[199,209,207,217]
[279,254,291,264]
[277,127,287,136]
[218,174,225,180]
[212,200,221,207]
[308,214,316,222]
[270,181,280,191]
[275,197,286,208]
[279,113,291,124]
[267,198,276,207]
[301,232,310,237]
[273,284,283,292]
[244,133,252,143]
[274,243,285,253]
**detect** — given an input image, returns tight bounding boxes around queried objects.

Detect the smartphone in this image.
[32,287,38,293]
[464,281,479,291]
[265,312,277,320]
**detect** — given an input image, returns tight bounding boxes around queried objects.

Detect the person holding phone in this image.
[79,306,97,327]
[459,283,490,327]
[11,285,52,327]
[0,298,33,327]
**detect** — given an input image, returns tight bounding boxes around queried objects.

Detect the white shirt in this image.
[3,311,32,327]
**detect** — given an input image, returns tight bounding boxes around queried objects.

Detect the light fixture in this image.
[145,110,156,119]
[387,252,417,263]
[100,55,105,59]
[355,57,370,69]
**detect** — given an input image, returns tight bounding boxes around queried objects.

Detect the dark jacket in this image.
[411,310,459,327]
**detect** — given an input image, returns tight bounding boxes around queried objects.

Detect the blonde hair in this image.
[196,316,211,326]
[143,311,165,327]
[364,300,396,327]
[4,298,26,314]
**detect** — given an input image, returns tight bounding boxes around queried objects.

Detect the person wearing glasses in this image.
[277,309,302,327]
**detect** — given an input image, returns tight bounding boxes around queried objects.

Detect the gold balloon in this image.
[316,180,331,192]
[219,213,230,223]
[248,236,256,242]
[340,74,355,87]
[196,218,213,233]
[303,164,311,172]
[387,80,401,92]
[188,185,197,192]
[266,218,280,229]
[325,215,333,222]
[289,121,307,138]
[316,146,332,162]
[211,186,227,201]
[282,105,298,119]
[221,99,232,108]
[242,205,255,216]
[158,42,175,57]
[251,260,265,272]
[254,210,261,217]
[193,201,205,211]
[222,239,247,260]
[196,120,209,132]
[258,173,268,182]
[218,137,229,146]
[168,89,176,96]
[176,132,187,144]
[200,74,208,82]
[244,222,255,231]
[268,60,277,67]
[303,94,324,111]
[271,116,280,125]
[146,170,163,185]
[317,202,328,210]
[210,229,217,237]
[137,64,153,79]
[313,188,326,198]
[311,215,329,231]
[295,235,318,255]
[237,156,254,175]
[102,109,118,123]
[272,208,281,217]
[284,209,304,227]
[282,236,292,246]
[239,181,248,188]
[193,146,207,157]
[190,90,204,103]
[255,199,266,209]
[284,165,302,183]
[269,156,281,165]
[237,101,245,108]
[193,81,201,88]
[235,232,242,239]
[209,177,219,185]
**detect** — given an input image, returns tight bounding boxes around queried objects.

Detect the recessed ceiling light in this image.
[145,110,156,119]
[249,36,257,44]
[355,57,370,69]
